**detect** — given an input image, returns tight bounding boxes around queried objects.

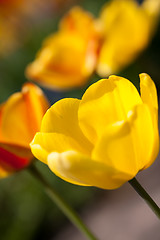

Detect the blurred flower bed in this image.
[0,0,160,239]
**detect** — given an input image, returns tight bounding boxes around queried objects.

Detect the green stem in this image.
[29,164,98,240]
[129,177,160,219]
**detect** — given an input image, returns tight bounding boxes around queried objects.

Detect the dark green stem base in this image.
[29,164,98,240]
[129,177,160,219]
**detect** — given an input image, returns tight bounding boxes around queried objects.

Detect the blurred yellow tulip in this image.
[26,7,101,90]
[30,73,159,189]
[26,0,160,89]
[96,0,160,76]
[0,82,49,177]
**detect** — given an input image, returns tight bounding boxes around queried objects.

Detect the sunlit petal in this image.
[93,104,154,173]
[79,75,142,143]
[140,73,159,168]
[26,7,100,89]
[41,98,93,154]
[47,151,131,189]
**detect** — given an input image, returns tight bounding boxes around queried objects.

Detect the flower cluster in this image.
[26,0,160,89]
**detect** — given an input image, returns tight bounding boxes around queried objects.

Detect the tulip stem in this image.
[129,177,160,219]
[29,164,98,240]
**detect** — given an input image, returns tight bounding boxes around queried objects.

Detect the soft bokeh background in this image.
[0,0,160,239]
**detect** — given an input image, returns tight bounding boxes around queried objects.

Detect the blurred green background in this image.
[0,0,160,239]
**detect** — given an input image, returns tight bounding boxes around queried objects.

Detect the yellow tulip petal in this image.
[30,135,49,164]
[26,26,98,90]
[26,34,90,89]
[47,151,89,186]
[140,73,158,114]
[128,104,156,169]
[79,76,142,143]
[92,120,137,175]
[41,98,93,155]
[47,150,132,189]
[30,130,91,164]
[93,104,154,173]
[140,73,159,168]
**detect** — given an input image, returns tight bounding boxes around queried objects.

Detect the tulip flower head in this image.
[0,83,49,177]
[96,0,160,76]
[31,74,159,189]
[26,7,101,90]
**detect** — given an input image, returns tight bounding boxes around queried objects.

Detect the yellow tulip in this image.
[96,0,160,76]
[0,82,49,177]
[30,73,159,189]
[26,7,101,90]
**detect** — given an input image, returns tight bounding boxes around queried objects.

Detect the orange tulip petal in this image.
[0,83,49,148]
[0,92,32,147]
[22,82,49,135]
